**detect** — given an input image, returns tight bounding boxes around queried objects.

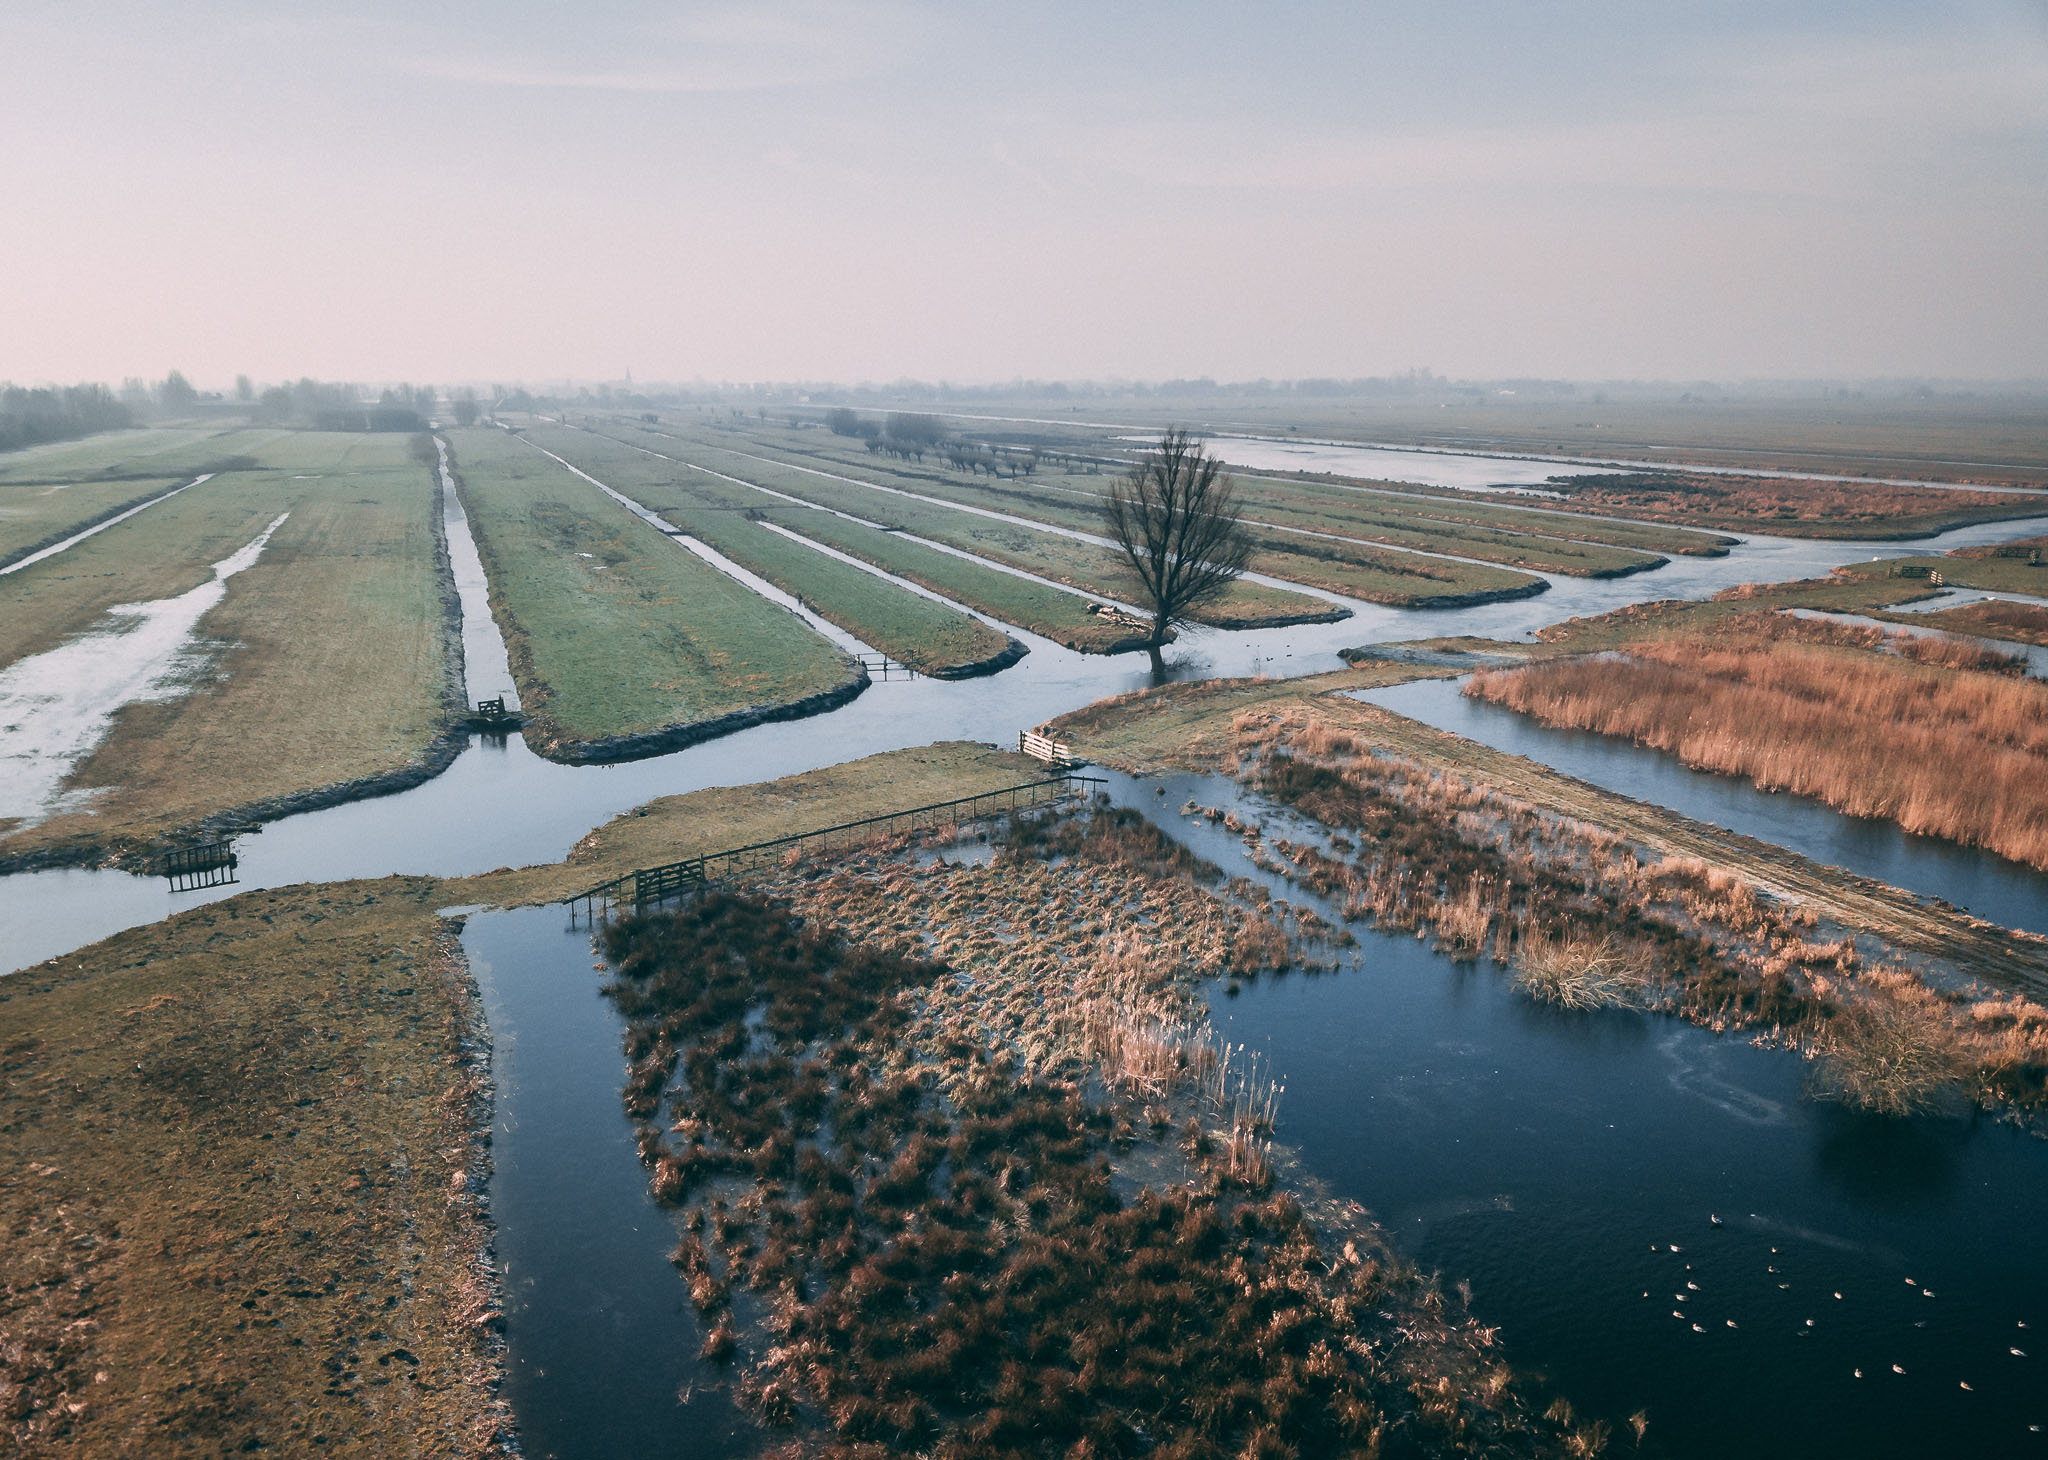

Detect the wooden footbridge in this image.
[566,770,1104,923]
[852,653,918,681]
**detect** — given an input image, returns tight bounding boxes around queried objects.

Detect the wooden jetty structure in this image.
[567,771,1104,923]
[156,839,239,892]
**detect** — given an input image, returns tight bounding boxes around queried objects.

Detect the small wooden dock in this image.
[157,840,239,892]
[566,771,1104,923]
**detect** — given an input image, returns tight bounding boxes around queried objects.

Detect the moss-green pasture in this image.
[516,427,1013,674]
[447,428,858,753]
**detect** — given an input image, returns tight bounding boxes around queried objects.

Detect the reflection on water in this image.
[8,513,2048,976]
[463,906,750,1460]
[1101,769,2048,1460]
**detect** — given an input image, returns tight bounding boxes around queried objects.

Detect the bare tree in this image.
[1103,429,1252,677]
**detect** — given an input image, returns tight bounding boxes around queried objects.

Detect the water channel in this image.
[1350,677,2048,940]
[5,450,2048,1458]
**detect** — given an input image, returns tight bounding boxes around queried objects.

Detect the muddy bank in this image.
[0,723,476,877]
[1395,575,1552,609]
[923,633,1028,679]
[519,670,873,766]
[1194,603,1355,630]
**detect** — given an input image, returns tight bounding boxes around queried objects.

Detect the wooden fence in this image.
[1019,730,1075,765]
[157,840,239,892]
[567,772,1105,922]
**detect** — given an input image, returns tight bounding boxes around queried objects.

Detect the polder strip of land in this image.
[572,419,1353,624]
[519,424,1146,652]
[500,427,1018,676]
[617,414,1730,584]
[445,427,863,760]
[0,427,296,571]
[0,432,461,869]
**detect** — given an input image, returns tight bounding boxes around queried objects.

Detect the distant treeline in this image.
[0,382,132,453]
[246,379,482,431]
[822,407,1091,476]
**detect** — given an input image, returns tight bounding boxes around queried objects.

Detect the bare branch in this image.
[1104,429,1253,673]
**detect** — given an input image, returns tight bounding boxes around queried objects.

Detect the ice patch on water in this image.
[0,513,289,828]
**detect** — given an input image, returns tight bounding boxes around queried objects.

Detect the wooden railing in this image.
[568,772,1104,921]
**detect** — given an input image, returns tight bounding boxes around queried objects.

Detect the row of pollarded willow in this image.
[1466,612,2048,870]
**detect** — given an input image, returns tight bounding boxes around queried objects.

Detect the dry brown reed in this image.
[1512,932,1652,1010]
[1468,613,2048,869]
[1808,995,1975,1117]
[1231,700,2048,1117]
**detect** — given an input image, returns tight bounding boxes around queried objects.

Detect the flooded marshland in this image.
[452,769,2048,1459]
[5,456,2048,1457]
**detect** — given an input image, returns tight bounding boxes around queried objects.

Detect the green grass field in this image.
[447,427,859,754]
[692,415,1679,573]
[602,421,1338,625]
[514,427,1014,674]
[0,426,304,565]
[0,431,457,863]
[657,417,1720,575]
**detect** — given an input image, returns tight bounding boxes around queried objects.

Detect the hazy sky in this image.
[4,1,2046,387]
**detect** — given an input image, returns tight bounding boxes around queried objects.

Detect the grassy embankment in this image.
[0,428,293,568]
[445,428,863,759]
[644,412,1728,566]
[1047,668,2048,1115]
[512,427,1017,675]
[603,422,1347,626]
[1524,471,2048,539]
[612,418,1552,607]
[0,432,460,868]
[1465,611,2048,872]
[1913,599,2048,647]
[985,392,2048,489]
[0,877,508,1457]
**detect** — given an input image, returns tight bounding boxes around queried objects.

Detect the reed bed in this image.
[1917,598,2048,649]
[593,809,1564,1458]
[1231,704,2048,1116]
[1467,613,2048,870]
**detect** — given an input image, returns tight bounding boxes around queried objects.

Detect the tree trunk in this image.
[1146,637,1167,681]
